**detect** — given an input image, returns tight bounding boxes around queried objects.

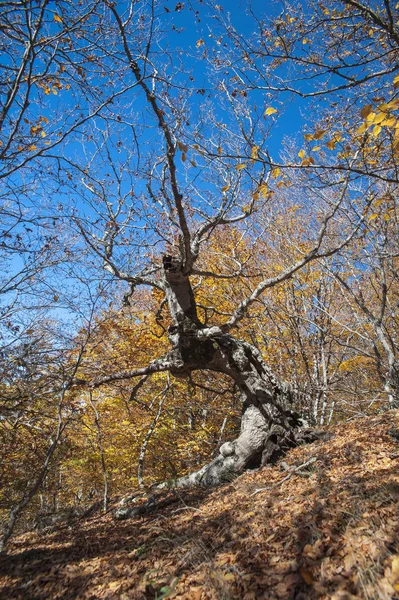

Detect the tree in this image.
[1,0,398,546]
[65,0,367,487]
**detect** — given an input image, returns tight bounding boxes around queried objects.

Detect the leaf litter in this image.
[1,411,399,599]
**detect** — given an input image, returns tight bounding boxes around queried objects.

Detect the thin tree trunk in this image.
[137,379,169,487]
[89,392,109,512]
[0,410,67,552]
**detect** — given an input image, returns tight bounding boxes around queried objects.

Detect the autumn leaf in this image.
[356,123,369,135]
[196,39,204,48]
[221,185,230,193]
[298,149,306,159]
[54,14,62,23]
[373,112,387,125]
[372,125,382,137]
[251,145,259,159]
[365,112,377,123]
[177,141,188,152]
[265,107,278,116]
[381,116,396,127]
[271,167,280,178]
[300,567,314,584]
[391,556,399,590]
[313,129,327,140]
[235,163,246,170]
[360,104,373,119]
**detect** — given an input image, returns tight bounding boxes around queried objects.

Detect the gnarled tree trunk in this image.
[158,257,312,488]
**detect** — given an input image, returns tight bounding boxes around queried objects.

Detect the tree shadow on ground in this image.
[1,431,399,599]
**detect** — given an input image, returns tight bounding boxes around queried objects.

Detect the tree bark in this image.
[158,257,312,488]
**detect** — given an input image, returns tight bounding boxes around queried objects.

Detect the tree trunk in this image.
[158,257,313,488]
[386,359,399,408]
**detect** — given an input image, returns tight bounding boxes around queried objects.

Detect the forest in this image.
[1,0,399,563]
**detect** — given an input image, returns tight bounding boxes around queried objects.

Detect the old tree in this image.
[1,0,399,544]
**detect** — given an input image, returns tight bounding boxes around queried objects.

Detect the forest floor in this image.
[1,411,399,600]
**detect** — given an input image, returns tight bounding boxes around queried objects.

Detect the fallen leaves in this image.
[1,412,398,599]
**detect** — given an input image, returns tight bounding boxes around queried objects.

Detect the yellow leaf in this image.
[41,130,46,137]
[52,88,58,95]
[221,185,230,192]
[356,123,369,135]
[302,156,315,166]
[217,146,223,154]
[235,163,246,170]
[374,197,384,207]
[381,117,396,127]
[392,556,399,586]
[372,125,382,137]
[196,39,204,48]
[251,145,259,159]
[271,167,280,178]
[44,87,51,95]
[222,573,236,582]
[28,145,37,151]
[368,213,378,220]
[360,104,373,119]
[394,75,399,89]
[302,38,310,44]
[259,183,268,197]
[373,112,387,124]
[304,133,314,141]
[298,149,306,159]
[313,129,327,140]
[365,111,377,123]
[312,145,321,151]
[383,212,391,221]
[265,107,278,116]
[326,140,337,149]
[54,14,62,23]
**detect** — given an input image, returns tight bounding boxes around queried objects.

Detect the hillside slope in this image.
[1,411,399,600]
